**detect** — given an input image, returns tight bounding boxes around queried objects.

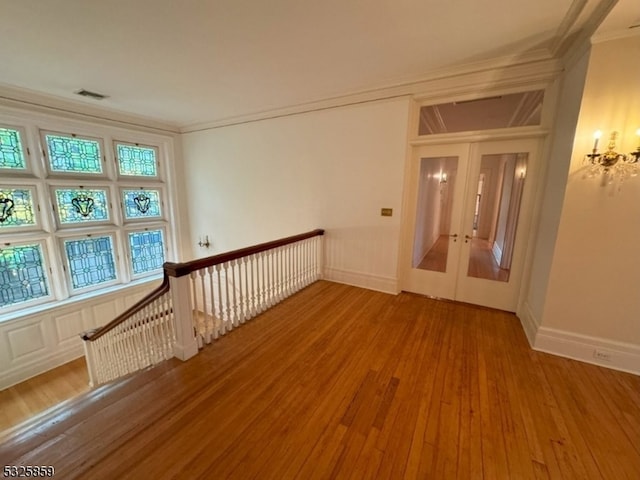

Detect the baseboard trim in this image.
[0,345,84,390]
[323,267,398,294]
[534,327,640,376]
[518,301,540,347]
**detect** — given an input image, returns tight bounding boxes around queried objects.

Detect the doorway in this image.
[401,138,540,311]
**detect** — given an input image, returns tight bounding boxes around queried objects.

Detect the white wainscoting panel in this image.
[8,322,47,360]
[0,281,157,390]
[324,267,398,295]
[54,311,86,346]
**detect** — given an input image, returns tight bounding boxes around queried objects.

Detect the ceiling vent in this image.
[74,89,109,100]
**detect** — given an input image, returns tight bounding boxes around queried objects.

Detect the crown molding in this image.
[592,25,640,43]
[553,0,618,57]
[181,49,561,134]
[0,83,181,134]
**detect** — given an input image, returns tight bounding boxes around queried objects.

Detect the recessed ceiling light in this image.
[74,89,109,100]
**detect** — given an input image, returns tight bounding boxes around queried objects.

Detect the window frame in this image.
[114,140,161,181]
[0,238,54,313]
[124,225,168,279]
[58,231,121,294]
[40,129,107,178]
[49,183,115,229]
[0,182,43,233]
[0,123,33,176]
[0,111,177,318]
[119,186,165,223]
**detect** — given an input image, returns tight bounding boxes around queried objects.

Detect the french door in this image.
[401,137,540,311]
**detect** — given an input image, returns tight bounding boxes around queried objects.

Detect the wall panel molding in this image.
[0,282,154,389]
[324,268,398,295]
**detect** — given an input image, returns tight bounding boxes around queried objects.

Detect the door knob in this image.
[449,233,458,242]
[464,234,472,243]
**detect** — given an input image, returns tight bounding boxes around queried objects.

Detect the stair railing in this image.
[81,229,324,386]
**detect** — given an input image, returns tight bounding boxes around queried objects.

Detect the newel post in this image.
[166,265,199,361]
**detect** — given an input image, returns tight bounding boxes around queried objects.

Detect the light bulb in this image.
[593,130,602,150]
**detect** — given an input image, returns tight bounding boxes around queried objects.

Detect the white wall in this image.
[412,158,444,266]
[522,48,590,329]
[527,35,640,374]
[181,98,411,293]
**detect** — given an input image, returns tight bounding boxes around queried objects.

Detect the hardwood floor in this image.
[417,236,509,282]
[416,235,448,272]
[1,281,639,479]
[0,357,89,434]
[467,237,510,282]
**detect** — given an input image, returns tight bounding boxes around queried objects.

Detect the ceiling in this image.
[0,0,636,130]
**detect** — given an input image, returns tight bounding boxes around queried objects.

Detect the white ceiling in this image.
[0,0,636,129]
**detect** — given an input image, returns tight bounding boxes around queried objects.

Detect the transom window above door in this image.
[418,90,544,136]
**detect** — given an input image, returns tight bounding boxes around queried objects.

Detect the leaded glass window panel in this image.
[116,143,158,177]
[122,189,162,219]
[64,236,117,290]
[0,127,27,170]
[0,188,36,228]
[54,188,109,224]
[0,244,49,308]
[45,133,103,174]
[129,229,165,275]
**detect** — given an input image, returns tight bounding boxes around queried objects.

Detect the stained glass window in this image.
[64,236,117,290]
[45,133,103,174]
[54,188,109,224]
[122,189,161,219]
[129,230,165,275]
[0,127,26,170]
[116,143,158,177]
[0,188,36,228]
[0,244,49,308]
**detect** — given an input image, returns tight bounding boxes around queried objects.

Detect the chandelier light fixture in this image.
[584,129,640,184]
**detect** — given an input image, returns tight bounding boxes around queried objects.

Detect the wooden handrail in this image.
[82,276,170,341]
[163,229,325,278]
[82,229,324,342]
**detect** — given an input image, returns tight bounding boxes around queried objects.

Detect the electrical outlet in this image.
[593,349,612,362]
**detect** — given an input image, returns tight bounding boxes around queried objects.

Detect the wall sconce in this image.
[584,130,640,180]
[198,235,211,248]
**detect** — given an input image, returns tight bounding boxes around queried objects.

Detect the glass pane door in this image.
[401,143,470,301]
[454,138,540,311]
[412,156,458,272]
[466,152,528,282]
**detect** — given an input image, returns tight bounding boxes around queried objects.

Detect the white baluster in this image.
[287,244,293,296]
[267,250,276,307]
[279,246,285,302]
[259,252,266,313]
[215,263,224,335]
[223,261,232,332]
[243,257,250,323]
[304,239,311,287]
[198,269,210,344]
[231,259,239,327]
[250,254,257,317]
[207,266,219,340]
